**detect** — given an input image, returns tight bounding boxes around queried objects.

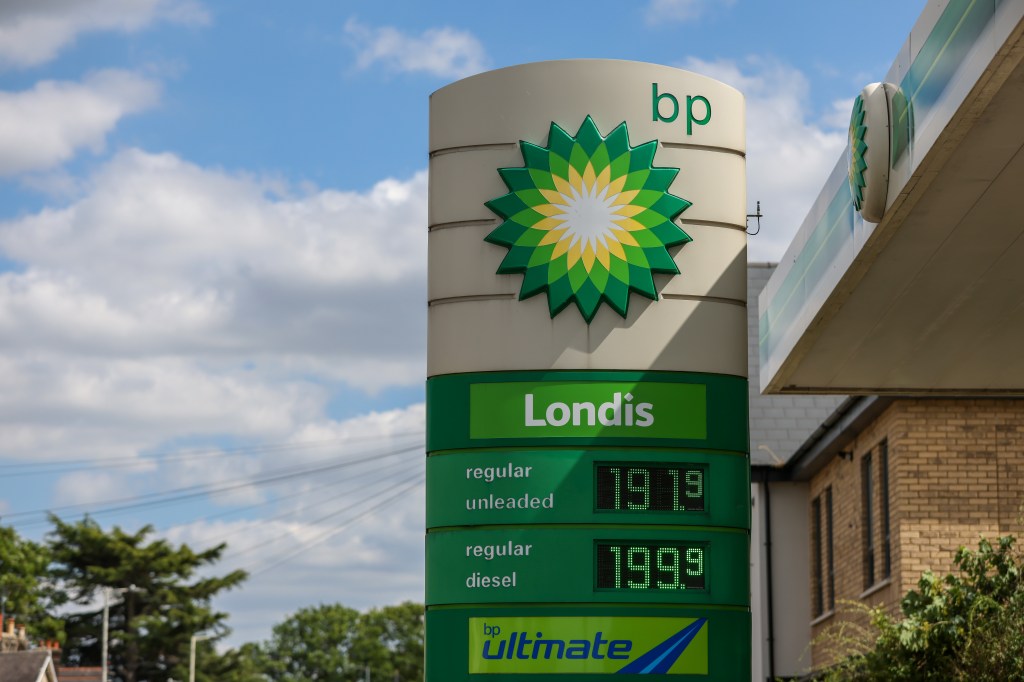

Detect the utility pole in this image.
[100,585,140,682]
[101,587,116,682]
[189,633,212,682]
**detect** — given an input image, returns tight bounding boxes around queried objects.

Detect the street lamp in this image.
[101,586,140,682]
[189,633,213,682]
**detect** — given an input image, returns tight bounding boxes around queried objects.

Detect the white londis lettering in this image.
[523,392,654,427]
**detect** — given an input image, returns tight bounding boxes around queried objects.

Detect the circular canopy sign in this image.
[848,82,894,223]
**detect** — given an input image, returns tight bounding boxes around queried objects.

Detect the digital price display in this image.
[596,464,705,512]
[596,542,706,591]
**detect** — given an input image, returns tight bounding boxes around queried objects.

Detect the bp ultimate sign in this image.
[427,60,748,680]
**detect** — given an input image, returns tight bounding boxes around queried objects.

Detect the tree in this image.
[259,603,360,680]
[255,601,424,681]
[0,525,63,641]
[822,535,1024,681]
[190,641,269,682]
[47,515,247,682]
[350,602,424,681]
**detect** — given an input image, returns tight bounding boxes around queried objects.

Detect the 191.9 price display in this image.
[596,464,705,512]
[596,542,706,591]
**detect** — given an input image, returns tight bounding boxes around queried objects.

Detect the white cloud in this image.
[344,17,488,80]
[0,149,427,464]
[680,56,848,261]
[646,0,735,25]
[823,97,856,131]
[159,404,427,645]
[0,0,209,69]
[0,355,319,461]
[0,70,161,176]
[53,470,126,507]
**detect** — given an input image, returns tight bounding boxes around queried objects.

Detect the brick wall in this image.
[807,399,1024,669]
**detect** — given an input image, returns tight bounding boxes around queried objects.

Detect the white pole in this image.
[98,585,140,682]
[190,633,211,682]
[189,635,197,682]
[101,587,110,682]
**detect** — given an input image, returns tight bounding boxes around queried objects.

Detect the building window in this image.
[862,453,875,588]
[879,440,891,579]
[812,486,835,616]
[812,496,823,616]
[825,487,835,610]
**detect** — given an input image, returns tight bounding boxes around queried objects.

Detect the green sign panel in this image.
[426,449,750,528]
[427,371,748,452]
[425,370,750,679]
[427,605,751,681]
[426,527,748,605]
[469,381,706,440]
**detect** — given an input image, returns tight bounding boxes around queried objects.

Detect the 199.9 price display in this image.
[596,541,706,591]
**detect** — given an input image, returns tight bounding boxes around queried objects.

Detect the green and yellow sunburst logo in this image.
[484,116,693,323]
[848,94,868,211]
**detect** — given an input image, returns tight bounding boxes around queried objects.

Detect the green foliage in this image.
[254,601,424,681]
[0,525,64,640]
[0,521,424,681]
[192,641,269,682]
[821,536,1024,681]
[47,515,247,682]
[349,602,424,681]
[259,603,361,679]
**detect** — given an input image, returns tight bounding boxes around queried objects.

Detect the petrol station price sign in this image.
[426,527,748,605]
[596,541,707,591]
[425,370,751,677]
[426,449,750,528]
[597,463,705,511]
[427,60,750,680]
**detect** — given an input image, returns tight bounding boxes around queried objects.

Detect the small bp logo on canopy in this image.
[484,117,692,323]
[848,94,869,212]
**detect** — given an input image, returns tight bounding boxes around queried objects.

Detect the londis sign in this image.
[426,371,747,452]
[471,381,704,439]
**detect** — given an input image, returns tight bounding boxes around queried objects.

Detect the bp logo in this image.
[484,116,692,323]
[848,94,869,212]
[848,82,895,223]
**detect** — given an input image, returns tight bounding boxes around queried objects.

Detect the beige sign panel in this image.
[428,59,747,377]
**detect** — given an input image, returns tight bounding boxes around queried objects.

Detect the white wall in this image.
[751,480,812,681]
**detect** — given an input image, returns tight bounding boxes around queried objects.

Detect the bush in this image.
[819,536,1024,681]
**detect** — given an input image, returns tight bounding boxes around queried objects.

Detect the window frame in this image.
[862,452,875,588]
[879,440,891,580]
[812,495,824,616]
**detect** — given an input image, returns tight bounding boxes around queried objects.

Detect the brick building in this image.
[792,397,1024,668]
[752,392,1024,675]
[748,266,1024,678]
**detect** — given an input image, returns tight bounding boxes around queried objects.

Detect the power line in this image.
[227,466,425,559]
[249,476,425,578]
[183,453,423,546]
[4,441,424,527]
[0,430,425,477]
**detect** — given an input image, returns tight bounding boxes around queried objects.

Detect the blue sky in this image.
[0,0,925,648]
